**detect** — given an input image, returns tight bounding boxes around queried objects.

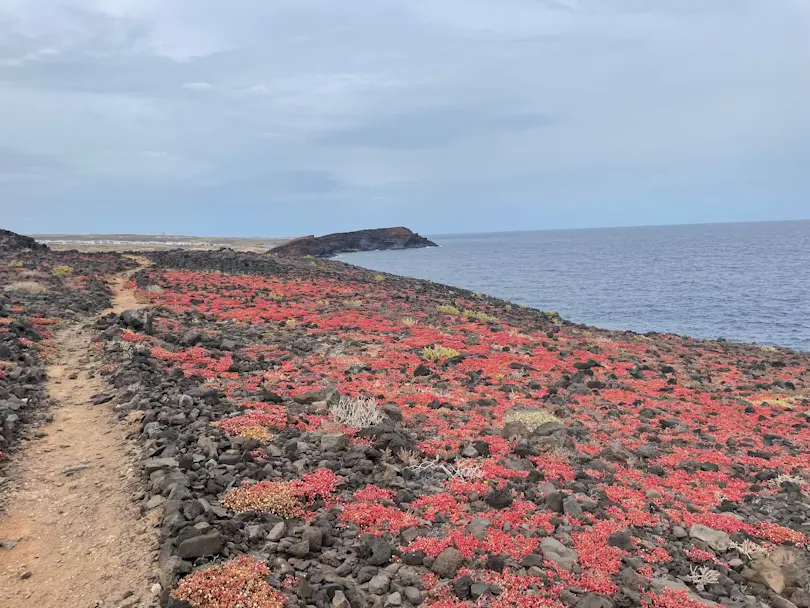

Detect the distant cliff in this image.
[269,227,437,258]
[0,228,48,252]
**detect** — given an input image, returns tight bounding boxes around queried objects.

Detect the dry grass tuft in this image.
[4,281,48,294]
[330,395,384,429]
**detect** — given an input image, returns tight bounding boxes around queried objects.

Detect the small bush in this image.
[463,309,493,323]
[4,281,47,294]
[7,260,23,268]
[285,318,297,329]
[401,316,417,327]
[52,265,72,277]
[423,345,460,361]
[19,270,47,279]
[374,274,385,282]
[172,555,284,608]
[437,304,460,315]
[503,409,561,431]
[345,299,363,308]
[330,395,384,429]
[146,284,164,294]
[222,481,303,517]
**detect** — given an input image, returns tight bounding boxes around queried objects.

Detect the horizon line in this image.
[27,216,810,241]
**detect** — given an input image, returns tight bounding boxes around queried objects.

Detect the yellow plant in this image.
[402,316,417,327]
[423,345,460,361]
[237,426,273,441]
[346,299,363,308]
[437,304,460,316]
[52,265,72,277]
[503,409,562,431]
[462,309,493,323]
[8,260,23,268]
[374,274,386,282]
[285,318,297,329]
[751,396,797,409]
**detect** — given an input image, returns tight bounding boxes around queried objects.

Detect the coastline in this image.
[2,245,809,607]
[336,223,810,353]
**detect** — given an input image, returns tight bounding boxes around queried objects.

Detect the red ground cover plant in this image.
[132,264,810,607]
[171,555,284,608]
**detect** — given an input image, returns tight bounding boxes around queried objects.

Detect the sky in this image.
[1,0,809,237]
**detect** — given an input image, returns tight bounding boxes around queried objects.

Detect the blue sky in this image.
[1,0,808,237]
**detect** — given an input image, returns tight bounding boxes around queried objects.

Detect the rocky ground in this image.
[2,236,808,608]
[79,248,809,608]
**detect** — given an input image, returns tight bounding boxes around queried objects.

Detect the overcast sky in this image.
[1,0,808,237]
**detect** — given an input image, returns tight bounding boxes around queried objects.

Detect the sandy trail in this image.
[0,266,156,608]
[107,256,151,314]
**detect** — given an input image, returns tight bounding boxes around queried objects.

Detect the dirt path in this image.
[108,256,151,314]
[0,270,156,608]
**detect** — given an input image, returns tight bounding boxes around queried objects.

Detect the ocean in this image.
[339,220,810,352]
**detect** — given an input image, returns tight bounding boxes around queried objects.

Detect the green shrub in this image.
[423,345,460,361]
[437,304,460,316]
[462,309,493,323]
[52,265,72,277]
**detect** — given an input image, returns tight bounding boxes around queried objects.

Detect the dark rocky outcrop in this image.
[269,226,437,258]
[0,228,48,252]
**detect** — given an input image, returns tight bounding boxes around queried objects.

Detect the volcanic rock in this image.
[743,547,807,595]
[431,547,463,578]
[270,227,437,258]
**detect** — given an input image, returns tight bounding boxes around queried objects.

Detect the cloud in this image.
[321,107,558,149]
[0,0,808,235]
[182,81,213,91]
[0,147,67,184]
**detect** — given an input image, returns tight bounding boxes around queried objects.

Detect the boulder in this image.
[743,547,807,595]
[689,524,730,552]
[431,547,463,578]
[175,532,223,559]
[540,537,578,571]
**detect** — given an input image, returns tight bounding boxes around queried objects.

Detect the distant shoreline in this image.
[31,234,291,253]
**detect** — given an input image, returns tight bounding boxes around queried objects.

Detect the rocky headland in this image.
[270,227,437,258]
